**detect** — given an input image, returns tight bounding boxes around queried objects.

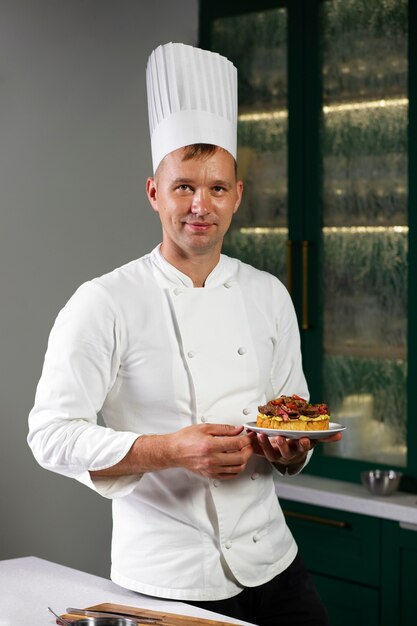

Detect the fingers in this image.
[255,429,343,466]
[206,424,243,437]
[201,423,253,453]
[254,433,313,464]
[254,433,277,462]
[205,423,245,436]
[319,432,343,442]
[200,447,253,480]
[177,423,255,480]
[275,435,317,459]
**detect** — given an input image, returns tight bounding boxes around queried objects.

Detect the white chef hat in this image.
[146,42,237,173]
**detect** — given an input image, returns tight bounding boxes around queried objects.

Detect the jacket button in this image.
[173,287,182,296]
[187,351,196,358]
[242,408,250,416]
[253,534,260,543]
[201,416,207,423]
[237,346,247,355]
[213,480,220,488]
[225,540,232,549]
[251,473,259,480]
[224,282,232,289]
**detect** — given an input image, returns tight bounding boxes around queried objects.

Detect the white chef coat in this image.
[28,244,310,601]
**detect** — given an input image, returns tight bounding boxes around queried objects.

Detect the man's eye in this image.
[177,185,192,192]
[212,186,226,193]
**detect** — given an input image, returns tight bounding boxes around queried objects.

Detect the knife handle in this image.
[66,608,161,623]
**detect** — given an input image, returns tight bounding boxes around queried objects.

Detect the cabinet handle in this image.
[286,240,293,295]
[283,509,351,530]
[302,240,309,330]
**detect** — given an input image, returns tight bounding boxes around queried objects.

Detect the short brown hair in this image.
[155,143,237,179]
[181,143,218,161]
[182,143,237,177]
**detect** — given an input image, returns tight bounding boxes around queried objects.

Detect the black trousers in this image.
[186,554,329,626]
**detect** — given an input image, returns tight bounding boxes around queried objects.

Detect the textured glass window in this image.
[211,9,288,283]
[320,0,408,465]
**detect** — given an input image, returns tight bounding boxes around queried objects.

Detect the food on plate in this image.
[257,394,329,431]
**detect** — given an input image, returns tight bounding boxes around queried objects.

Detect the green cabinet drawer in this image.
[280,499,380,586]
[313,573,380,626]
[401,548,417,624]
[381,520,417,626]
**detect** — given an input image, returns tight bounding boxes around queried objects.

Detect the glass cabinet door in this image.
[319,0,408,466]
[200,0,414,479]
[208,5,289,285]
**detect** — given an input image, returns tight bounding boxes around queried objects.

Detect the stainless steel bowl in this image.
[67,619,138,625]
[361,469,402,496]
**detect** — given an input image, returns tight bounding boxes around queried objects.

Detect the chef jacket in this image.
[28,244,311,601]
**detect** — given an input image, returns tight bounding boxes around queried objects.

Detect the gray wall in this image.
[0,0,198,577]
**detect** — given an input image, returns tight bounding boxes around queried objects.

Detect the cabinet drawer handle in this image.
[283,509,351,529]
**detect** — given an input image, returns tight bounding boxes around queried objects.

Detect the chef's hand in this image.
[90,423,253,480]
[167,423,254,480]
[251,431,342,475]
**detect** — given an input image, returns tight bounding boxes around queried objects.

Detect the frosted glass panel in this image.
[211,9,288,284]
[321,0,408,465]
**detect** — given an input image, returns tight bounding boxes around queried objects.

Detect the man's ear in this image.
[146,177,158,211]
[233,180,244,214]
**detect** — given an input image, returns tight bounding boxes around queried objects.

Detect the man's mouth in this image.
[186,222,212,230]
[182,218,218,231]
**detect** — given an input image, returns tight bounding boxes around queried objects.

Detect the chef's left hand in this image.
[250,431,342,474]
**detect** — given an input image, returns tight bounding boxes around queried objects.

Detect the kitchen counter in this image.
[0,556,254,626]
[275,474,417,529]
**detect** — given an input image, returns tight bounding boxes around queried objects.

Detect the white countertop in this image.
[275,474,417,530]
[0,556,254,626]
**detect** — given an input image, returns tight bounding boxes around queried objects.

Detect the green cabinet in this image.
[280,499,380,585]
[381,520,417,626]
[280,498,417,626]
[313,575,379,626]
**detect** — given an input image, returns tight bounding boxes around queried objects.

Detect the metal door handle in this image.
[286,239,310,330]
[286,240,293,295]
[283,509,351,529]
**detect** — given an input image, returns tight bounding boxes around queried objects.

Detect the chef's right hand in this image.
[167,423,254,480]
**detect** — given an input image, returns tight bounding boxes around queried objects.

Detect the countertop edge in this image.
[275,474,417,526]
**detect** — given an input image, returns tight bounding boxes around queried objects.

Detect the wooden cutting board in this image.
[62,602,237,626]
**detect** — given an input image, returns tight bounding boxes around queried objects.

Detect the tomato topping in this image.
[286,403,299,410]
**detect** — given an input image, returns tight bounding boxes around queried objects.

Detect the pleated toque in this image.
[146,42,237,172]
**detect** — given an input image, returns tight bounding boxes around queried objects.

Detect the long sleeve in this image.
[28,281,141,498]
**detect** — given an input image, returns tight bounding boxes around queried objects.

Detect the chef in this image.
[28,42,340,625]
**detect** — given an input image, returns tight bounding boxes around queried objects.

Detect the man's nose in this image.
[191,189,209,215]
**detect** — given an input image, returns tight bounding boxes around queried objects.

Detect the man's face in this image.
[146,147,243,260]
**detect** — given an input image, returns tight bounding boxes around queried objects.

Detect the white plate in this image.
[243,421,346,440]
